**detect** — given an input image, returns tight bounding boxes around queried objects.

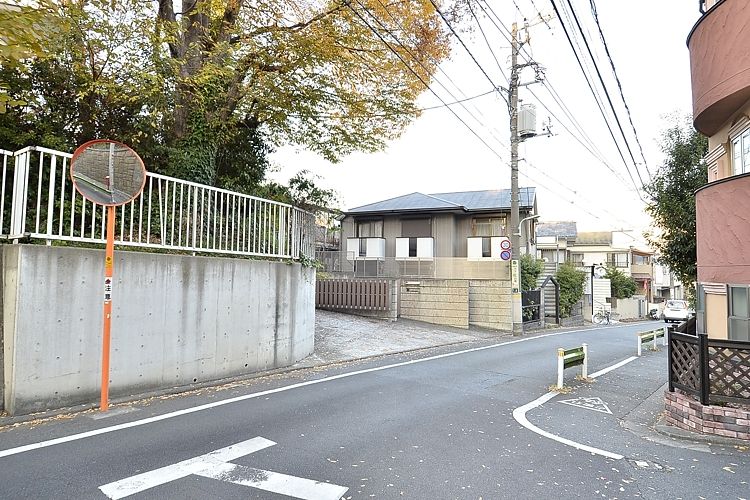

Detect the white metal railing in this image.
[0,146,315,260]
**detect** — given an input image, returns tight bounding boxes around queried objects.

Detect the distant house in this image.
[336,188,537,278]
[536,221,578,271]
[565,231,654,302]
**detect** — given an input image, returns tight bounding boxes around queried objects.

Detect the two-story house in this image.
[689,0,750,341]
[337,188,537,279]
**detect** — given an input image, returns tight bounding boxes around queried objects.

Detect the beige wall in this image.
[399,280,469,328]
[469,280,512,330]
[706,292,728,339]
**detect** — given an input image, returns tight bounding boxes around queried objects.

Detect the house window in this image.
[473,217,506,237]
[632,254,651,265]
[731,128,750,175]
[356,219,383,238]
[607,252,628,268]
[570,253,584,265]
[401,218,431,237]
[728,285,750,341]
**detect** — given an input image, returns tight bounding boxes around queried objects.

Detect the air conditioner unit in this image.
[518,104,537,139]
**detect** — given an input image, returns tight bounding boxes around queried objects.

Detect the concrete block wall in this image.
[399,279,469,328]
[1,245,315,415]
[468,280,512,331]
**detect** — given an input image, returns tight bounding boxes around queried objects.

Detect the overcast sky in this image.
[270,1,700,240]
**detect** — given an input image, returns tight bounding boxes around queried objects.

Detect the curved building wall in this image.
[696,173,750,284]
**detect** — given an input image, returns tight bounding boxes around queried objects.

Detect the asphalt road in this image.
[1,321,748,499]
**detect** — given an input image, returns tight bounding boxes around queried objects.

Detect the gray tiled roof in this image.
[347,188,536,214]
[574,231,612,245]
[537,221,577,238]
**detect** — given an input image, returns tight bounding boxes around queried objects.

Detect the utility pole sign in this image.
[70,140,147,411]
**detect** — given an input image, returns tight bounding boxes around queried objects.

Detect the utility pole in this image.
[506,20,551,336]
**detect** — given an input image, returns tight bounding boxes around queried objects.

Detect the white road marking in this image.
[513,393,624,460]
[197,462,349,500]
[100,437,275,499]
[589,356,638,379]
[512,355,640,461]
[99,436,347,500]
[558,396,613,414]
[0,323,638,459]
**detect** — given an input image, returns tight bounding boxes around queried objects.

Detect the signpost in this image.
[70,140,146,411]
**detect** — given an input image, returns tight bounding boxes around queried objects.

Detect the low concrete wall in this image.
[1,245,315,415]
[613,296,646,320]
[469,280,512,331]
[399,279,469,328]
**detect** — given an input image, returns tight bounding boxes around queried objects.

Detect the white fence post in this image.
[557,348,564,389]
[637,333,642,357]
[662,326,668,346]
[10,147,32,240]
[581,343,588,379]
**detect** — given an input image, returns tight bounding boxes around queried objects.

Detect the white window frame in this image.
[730,126,750,176]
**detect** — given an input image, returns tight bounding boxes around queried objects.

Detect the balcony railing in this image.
[395,237,434,259]
[345,237,385,259]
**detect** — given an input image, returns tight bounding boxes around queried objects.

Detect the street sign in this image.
[70,140,147,412]
[99,437,349,500]
[511,259,520,291]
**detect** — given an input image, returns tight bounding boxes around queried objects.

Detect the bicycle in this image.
[592,308,618,325]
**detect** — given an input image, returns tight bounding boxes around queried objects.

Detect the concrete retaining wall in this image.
[1,245,315,415]
[399,279,469,328]
[468,280,512,331]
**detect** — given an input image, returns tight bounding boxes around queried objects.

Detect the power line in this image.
[560,0,646,188]
[350,0,630,226]
[547,0,644,199]
[474,1,636,191]
[366,0,510,151]
[589,0,651,177]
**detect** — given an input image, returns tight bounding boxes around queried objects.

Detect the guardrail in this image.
[637,327,667,356]
[557,344,588,389]
[0,146,315,260]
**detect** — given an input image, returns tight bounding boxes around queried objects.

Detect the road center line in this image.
[512,356,639,460]
[0,323,641,459]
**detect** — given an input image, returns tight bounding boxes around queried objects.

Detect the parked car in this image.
[662,300,691,323]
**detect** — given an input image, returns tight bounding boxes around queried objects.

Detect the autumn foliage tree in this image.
[1,0,459,201]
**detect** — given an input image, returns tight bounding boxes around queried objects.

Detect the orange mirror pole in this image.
[101,205,115,411]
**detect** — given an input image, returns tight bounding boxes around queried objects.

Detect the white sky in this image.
[270,1,700,239]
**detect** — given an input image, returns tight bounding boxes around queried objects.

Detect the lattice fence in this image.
[709,343,750,404]
[668,330,750,405]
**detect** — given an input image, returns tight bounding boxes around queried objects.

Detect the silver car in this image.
[663,300,690,323]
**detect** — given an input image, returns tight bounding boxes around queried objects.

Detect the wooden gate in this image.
[316,278,391,311]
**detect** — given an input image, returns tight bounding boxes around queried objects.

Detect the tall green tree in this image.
[1,0,460,204]
[644,117,708,296]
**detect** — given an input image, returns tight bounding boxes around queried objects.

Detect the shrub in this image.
[520,254,545,291]
[555,262,587,317]
[605,266,637,299]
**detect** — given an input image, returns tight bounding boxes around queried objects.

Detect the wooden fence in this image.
[668,330,750,405]
[316,278,391,311]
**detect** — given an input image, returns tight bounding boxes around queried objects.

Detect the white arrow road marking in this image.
[98,437,348,500]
